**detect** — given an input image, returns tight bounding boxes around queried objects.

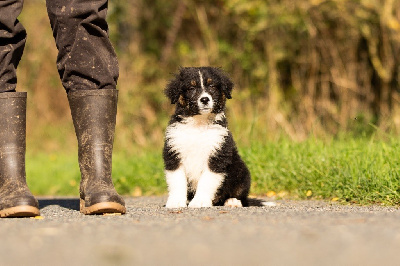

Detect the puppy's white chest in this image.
[166,118,228,181]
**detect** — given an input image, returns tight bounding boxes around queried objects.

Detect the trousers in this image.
[0,0,119,93]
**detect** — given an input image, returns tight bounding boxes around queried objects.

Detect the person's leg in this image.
[46,0,119,92]
[0,0,27,92]
[0,0,40,218]
[46,0,125,214]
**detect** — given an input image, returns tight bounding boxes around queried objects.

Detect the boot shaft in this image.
[68,89,117,145]
[67,89,118,192]
[0,92,26,147]
[0,92,27,187]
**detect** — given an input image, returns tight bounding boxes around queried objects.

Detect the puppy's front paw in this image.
[188,197,213,208]
[165,197,187,208]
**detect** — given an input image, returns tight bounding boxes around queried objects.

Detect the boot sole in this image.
[0,205,40,218]
[80,199,126,215]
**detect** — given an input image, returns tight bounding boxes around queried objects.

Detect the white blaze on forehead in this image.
[198,70,205,90]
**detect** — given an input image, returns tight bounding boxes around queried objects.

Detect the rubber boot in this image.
[0,92,40,218]
[68,89,126,215]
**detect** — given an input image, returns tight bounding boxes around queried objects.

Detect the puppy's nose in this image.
[200,97,210,105]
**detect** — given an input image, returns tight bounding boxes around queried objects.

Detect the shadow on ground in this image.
[38,198,80,211]
[36,197,268,210]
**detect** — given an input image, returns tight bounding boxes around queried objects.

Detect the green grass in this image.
[26,137,400,205]
[26,149,166,197]
[245,137,400,205]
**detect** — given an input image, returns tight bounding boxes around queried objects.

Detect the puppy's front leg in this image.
[165,166,188,208]
[188,170,224,208]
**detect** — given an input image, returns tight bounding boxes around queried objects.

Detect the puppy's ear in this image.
[165,73,183,104]
[221,75,233,99]
[213,68,233,99]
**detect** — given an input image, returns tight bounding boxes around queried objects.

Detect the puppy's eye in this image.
[186,87,196,97]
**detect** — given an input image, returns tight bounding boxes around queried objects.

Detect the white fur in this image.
[262,202,277,207]
[165,114,228,208]
[215,113,226,121]
[165,167,187,208]
[188,169,224,208]
[224,198,243,207]
[198,71,213,114]
[199,70,205,90]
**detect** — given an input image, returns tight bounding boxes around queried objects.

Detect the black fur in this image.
[163,67,251,207]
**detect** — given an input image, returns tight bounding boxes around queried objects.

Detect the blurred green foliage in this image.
[14,0,400,199]
[17,0,400,152]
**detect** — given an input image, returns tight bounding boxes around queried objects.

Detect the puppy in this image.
[163,67,251,208]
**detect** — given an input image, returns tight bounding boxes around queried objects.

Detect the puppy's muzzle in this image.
[198,93,213,114]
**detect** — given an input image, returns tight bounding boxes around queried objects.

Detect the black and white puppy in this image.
[163,67,251,208]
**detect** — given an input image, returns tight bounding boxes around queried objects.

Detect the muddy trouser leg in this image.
[45,0,119,92]
[0,0,40,218]
[0,0,26,93]
[46,0,125,214]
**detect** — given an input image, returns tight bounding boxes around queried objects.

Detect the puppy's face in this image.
[165,67,233,116]
[182,74,219,115]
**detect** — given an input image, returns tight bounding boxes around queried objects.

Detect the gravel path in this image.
[1,196,400,266]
